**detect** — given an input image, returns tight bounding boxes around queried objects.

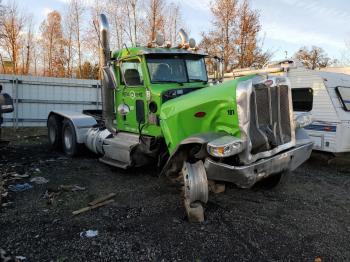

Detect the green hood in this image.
[160,76,253,153]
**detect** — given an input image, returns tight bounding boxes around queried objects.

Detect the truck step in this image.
[103,132,140,150]
[102,132,140,165]
[99,156,129,169]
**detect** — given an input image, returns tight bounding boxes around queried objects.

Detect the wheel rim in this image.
[182,161,208,204]
[64,126,73,150]
[48,124,56,144]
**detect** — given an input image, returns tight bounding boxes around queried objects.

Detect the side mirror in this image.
[209,56,224,85]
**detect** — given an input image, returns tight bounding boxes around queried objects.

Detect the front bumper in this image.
[204,142,313,188]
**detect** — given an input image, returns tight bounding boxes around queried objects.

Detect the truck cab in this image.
[112,48,209,138]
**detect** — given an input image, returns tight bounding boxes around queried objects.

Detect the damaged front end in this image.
[204,76,313,188]
[161,75,313,188]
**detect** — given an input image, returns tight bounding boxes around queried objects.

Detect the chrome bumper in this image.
[204,142,313,188]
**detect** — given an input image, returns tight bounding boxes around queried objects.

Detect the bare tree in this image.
[21,15,34,74]
[85,0,105,69]
[40,10,66,77]
[164,2,184,45]
[236,0,266,68]
[201,0,271,71]
[0,0,7,73]
[294,46,332,69]
[201,0,238,72]
[146,0,165,42]
[0,1,26,74]
[69,0,85,78]
[107,0,125,49]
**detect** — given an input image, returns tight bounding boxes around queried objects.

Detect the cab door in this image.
[116,58,147,133]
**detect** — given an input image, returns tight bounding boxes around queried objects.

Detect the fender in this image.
[48,110,97,144]
[160,132,227,176]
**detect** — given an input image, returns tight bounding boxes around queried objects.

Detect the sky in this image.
[16,0,350,63]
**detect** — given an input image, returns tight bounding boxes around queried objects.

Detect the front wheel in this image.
[181,161,208,222]
[62,119,78,157]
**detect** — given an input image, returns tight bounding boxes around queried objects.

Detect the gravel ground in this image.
[0,128,350,262]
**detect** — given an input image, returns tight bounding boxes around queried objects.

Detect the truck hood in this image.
[160,76,253,153]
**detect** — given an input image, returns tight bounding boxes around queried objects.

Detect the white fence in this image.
[0,74,102,127]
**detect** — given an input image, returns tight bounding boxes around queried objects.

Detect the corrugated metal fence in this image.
[1,74,102,127]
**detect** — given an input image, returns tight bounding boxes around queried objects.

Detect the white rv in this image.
[229,60,350,154]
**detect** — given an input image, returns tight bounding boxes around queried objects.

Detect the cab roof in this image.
[112,46,207,60]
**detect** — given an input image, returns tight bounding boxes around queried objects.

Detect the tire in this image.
[47,114,62,150]
[255,171,290,190]
[62,119,78,157]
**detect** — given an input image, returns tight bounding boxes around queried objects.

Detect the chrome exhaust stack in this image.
[178,29,189,46]
[99,13,116,134]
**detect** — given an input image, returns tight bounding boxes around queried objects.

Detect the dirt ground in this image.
[0,128,350,262]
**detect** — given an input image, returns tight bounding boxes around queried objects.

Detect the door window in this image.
[121,60,144,86]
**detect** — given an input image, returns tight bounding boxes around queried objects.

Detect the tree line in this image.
[0,0,337,79]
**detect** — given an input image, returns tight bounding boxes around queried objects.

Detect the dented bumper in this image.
[204,142,313,188]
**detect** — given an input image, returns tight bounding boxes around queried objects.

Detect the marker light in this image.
[194,112,206,118]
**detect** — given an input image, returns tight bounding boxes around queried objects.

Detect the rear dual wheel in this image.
[47,115,78,157]
[47,114,62,150]
[62,119,78,157]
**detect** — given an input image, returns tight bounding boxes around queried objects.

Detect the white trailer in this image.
[229,60,350,154]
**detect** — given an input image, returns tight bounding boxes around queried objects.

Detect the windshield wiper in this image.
[152,80,184,85]
[190,78,208,83]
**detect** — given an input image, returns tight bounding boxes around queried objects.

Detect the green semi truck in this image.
[47,14,313,222]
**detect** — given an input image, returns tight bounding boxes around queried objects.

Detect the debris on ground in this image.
[42,189,61,205]
[73,199,114,216]
[79,230,98,238]
[15,255,27,261]
[88,193,116,206]
[208,180,226,194]
[3,172,29,181]
[30,176,49,184]
[8,183,33,192]
[0,247,16,261]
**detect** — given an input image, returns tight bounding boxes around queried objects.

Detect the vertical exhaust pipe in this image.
[178,29,189,46]
[99,14,116,134]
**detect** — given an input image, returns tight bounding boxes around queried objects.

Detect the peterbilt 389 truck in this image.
[46,14,313,222]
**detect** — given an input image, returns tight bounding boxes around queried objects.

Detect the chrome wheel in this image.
[64,126,73,150]
[183,161,208,204]
[182,161,208,222]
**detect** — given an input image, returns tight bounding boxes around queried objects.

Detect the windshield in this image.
[147,56,208,83]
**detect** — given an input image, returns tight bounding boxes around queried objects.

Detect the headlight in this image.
[207,136,245,158]
[295,113,313,128]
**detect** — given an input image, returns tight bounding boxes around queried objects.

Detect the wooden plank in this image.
[72,199,114,216]
[88,193,116,206]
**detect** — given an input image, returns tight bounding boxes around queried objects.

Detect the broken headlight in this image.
[207,135,245,158]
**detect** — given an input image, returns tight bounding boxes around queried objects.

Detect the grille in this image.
[249,84,291,154]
